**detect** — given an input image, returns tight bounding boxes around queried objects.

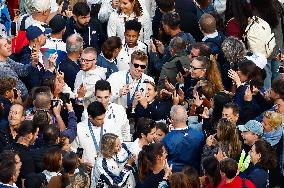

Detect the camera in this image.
[59,93,70,106]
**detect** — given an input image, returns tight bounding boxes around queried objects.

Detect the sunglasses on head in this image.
[133,63,147,69]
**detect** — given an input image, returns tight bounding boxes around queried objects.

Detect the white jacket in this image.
[107,70,154,108]
[74,66,107,100]
[116,41,148,71]
[107,11,152,43]
[98,0,117,23]
[81,103,132,142]
[71,120,107,164]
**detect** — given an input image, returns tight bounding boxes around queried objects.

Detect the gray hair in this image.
[221,37,246,63]
[170,105,188,123]
[33,92,52,110]
[66,33,84,54]
[169,37,187,53]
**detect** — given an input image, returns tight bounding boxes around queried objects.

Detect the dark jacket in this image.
[241,164,269,188]
[161,127,204,172]
[203,32,225,55]
[157,53,191,90]
[58,56,80,91]
[96,54,118,79]
[0,125,15,153]
[134,99,172,121]
[63,17,106,53]
[16,46,53,90]
[0,96,12,126]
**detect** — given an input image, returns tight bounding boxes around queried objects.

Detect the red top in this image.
[218,176,256,188]
[7,0,19,20]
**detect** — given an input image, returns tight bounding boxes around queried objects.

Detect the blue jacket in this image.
[97,54,118,79]
[0,4,11,34]
[161,127,204,172]
[58,56,80,91]
[241,164,269,188]
[204,32,225,55]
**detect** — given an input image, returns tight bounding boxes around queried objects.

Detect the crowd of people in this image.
[0,0,284,187]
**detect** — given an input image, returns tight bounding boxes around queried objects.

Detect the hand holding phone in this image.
[176,60,186,75]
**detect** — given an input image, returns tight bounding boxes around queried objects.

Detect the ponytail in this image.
[207,55,224,92]
[61,172,70,188]
[138,143,164,182]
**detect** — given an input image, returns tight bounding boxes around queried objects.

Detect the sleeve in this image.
[107,73,122,101]
[246,169,268,188]
[9,58,32,77]
[95,158,132,186]
[157,66,167,91]
[73,72,81,95]
[107,12,118,37]
[141,12,153,42]
[61,112,78,143]
[117,106,131,142]
[98,0,115,23]
[158,180,169,188]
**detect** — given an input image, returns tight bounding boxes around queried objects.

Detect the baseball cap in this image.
[49,14,66,33]
[245,52,267,69]
[238,120,263,135]
[33,0,51,12]
[26,25,52,41]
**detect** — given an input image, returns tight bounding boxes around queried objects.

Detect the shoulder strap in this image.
[20,15,29,31]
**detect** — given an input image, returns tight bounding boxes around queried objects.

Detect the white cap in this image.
[245,52,267,69]
[33,0,51,12]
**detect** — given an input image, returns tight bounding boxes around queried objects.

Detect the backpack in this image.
[244,16,276,58]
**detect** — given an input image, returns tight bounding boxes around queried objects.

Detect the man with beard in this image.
[4,120,39,188]
[63,2,106,53]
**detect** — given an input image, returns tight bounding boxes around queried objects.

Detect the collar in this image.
[100,53,115,63]
[202,31,219,41]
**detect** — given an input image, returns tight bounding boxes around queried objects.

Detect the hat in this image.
[49,14,66,33]
[245,52,267,69]
[33,0,51,12]
[238,120,263,135]
[26,25,52,41]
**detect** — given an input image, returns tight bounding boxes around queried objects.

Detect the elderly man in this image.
[161,105,204,172]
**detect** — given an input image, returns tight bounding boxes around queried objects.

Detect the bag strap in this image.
[20,15,29,31]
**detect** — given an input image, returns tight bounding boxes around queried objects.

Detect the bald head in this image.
[199,13,216,34]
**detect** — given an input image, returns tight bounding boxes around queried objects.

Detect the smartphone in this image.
[175,83,180,92]
[230,62,238,71]
[249,81,254,93]
[13,89,18,99]
[76,147,84,159]
[11,22,17,36]
[51,99,60,109]
[59,93,70,106]
[150,35,157,48]
[196,85,203,98]
[176,60,186,75]
[32,44,37,53]
[278,48,282,60]
[139,83,147,97]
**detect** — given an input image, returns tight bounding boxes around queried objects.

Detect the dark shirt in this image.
[139,170,165,188]
[0,96,12,126]
[4,142,35,188]
[58,56,80,91]
[0,125,15,153]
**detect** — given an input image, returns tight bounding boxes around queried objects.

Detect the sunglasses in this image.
[189,65,204,70]
[133,63,147,69]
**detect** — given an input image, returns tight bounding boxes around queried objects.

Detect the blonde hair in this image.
[100,133,119,158]
[264,111,282,129]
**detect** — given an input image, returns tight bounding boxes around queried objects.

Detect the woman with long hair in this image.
[91,133,136,187]
[242,139,278,188]
[47,151,90,188]
[201,156,222,188]
[202,118,242,160]
[107,0,152,43]
[224,0,251,39]
[138,143,170,188]
[158,172,193,188]
[181,55,224,100]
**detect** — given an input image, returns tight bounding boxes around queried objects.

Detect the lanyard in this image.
[88,120,104,152]
[126,71,142,106]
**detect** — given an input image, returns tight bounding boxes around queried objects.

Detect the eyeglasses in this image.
[133,63,147,69]
[189,65,204,70]
[79,58,96,63]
